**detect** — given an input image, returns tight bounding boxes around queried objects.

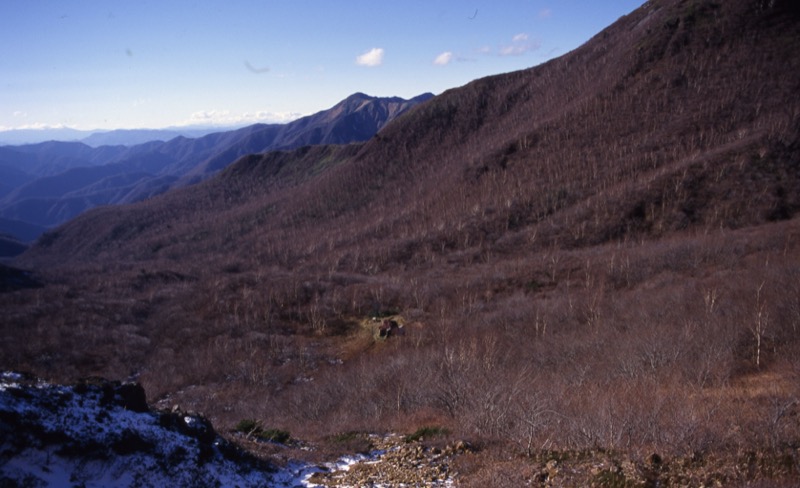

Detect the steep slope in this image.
[324,0,799,264]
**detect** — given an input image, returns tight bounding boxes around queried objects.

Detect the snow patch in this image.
[0,372,443,487]
[0,373,272,487]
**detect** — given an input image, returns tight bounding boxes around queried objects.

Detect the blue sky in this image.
[0,1,644,131]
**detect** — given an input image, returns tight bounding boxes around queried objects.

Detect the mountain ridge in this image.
[0,92,432,243]
[18,0,800,265]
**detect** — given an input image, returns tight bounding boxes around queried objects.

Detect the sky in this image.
[0,1,645,132]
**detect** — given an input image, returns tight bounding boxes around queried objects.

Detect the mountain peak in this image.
[345,92,375,101]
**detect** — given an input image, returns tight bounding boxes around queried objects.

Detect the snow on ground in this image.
[0,372,278,487]
[0,372,454,487]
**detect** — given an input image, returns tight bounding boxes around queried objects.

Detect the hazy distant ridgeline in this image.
[3,1,800,485]
[0,127,222,147]
[0,93,432,247]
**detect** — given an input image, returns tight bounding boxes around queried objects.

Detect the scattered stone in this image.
[307,434,459,487]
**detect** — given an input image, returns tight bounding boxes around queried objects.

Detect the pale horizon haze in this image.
[1,1,645,133]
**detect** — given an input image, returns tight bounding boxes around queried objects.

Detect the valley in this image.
[0,93,431,249]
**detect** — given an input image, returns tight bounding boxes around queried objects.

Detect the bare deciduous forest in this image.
[3,0,800,484]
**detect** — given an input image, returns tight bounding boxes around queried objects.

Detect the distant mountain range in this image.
[0,127,220,147]
[0,92,433,249]
[80,128,224,147]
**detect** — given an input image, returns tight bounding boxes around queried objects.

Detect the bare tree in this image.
[752,281,769,368]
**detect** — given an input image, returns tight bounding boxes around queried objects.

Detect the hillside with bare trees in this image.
[3,0,800,485]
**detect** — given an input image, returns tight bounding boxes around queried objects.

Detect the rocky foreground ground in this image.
[0,372,466,487]
[283,434,467,487]
[2,373,798,487]
[246,428,800,487]
[309,438,462,487]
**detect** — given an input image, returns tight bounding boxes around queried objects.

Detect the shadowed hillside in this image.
[3,0,800,485]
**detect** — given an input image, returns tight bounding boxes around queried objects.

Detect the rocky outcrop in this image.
[0,372,272,487]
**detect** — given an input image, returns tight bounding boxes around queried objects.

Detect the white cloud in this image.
[356,47,384,67]
[12,111,27,118]
[499,33,540,56]
[0,122,71,131]
[538,8,552,19]
[499,45,523,56]
[184,109,303,127]
[433,51,454,66]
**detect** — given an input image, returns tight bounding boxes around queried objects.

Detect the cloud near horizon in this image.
[0,122,73,132]
[356,48,385,67]
[0,111,305,132]
[185,109,303,127]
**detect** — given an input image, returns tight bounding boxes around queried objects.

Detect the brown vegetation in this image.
[2,0,800,484]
